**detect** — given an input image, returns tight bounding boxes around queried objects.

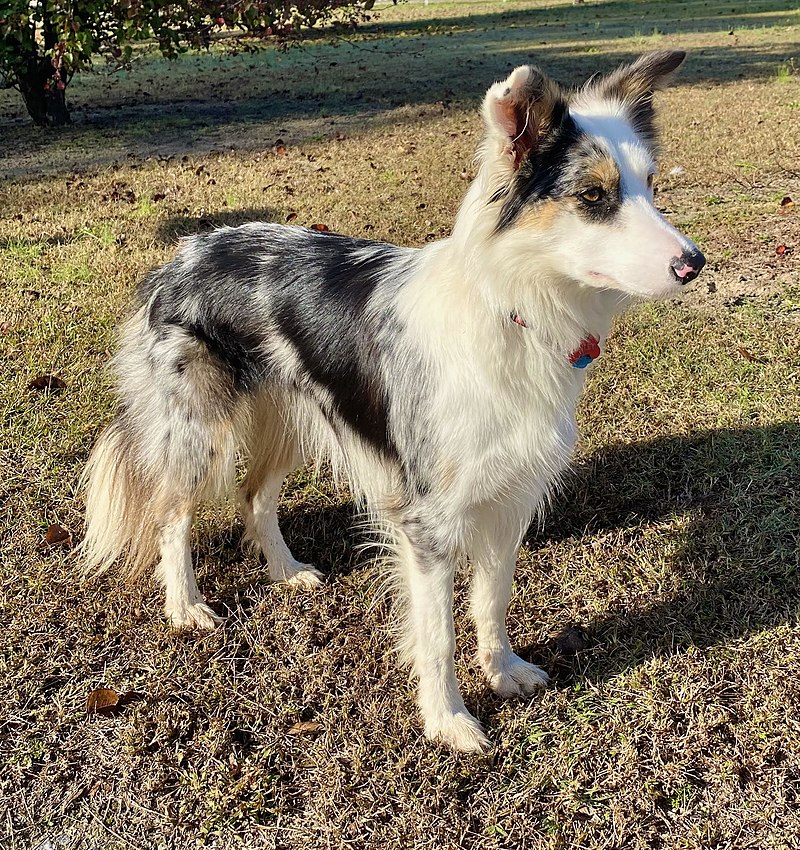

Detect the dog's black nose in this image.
[670,249,706,285]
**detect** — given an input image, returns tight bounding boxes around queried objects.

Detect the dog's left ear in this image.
[482,65,565,170]
[588,50,686,142]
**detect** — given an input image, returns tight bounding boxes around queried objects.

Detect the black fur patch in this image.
[496,101,582,230]
[587,50,685,150]
[496,105,625,229]
[575,186,621,223]
[567,143,622,224]
[183,320,266,391]
[143,224,415,460]
[269,232,408,459]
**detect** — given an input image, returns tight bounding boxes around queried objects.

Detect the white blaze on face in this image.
[566,105,702,298]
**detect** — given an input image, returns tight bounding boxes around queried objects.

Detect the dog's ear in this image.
[482,65,564,170]
[587,50,686,142]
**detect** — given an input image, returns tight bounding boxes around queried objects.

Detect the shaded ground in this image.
[1,0,798,175]
[1,1,799,848]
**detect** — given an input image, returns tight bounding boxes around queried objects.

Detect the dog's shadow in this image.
[154,207,283,246]
[511,421,800,688]
[234,422,798,691]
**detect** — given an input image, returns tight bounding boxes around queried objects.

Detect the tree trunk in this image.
[16,0,71,128]
[16,55,71,127]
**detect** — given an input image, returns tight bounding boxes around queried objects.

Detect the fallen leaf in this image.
[737,346,757,362]
[288,721,323,735]
[779,195,794,213]
[28,375,67,392]
[310,223,330,232]
[39,523,72,550]
[86,687,122,714]
[286,212,298,223]
[151,192,166,202]
[776,243,789,256]
[275,144,287,157]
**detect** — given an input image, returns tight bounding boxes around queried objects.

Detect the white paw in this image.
[483,652,549,698]
[272,563,324,589]
[167,600,224,630]
[425,711,491,754]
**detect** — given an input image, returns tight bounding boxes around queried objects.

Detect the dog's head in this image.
[474,51,704,299]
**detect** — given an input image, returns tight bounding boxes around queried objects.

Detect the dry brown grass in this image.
[2,1,800,847]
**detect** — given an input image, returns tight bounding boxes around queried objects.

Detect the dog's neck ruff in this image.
[510,313,601,369]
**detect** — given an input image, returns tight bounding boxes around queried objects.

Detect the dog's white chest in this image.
[439,347,586,508]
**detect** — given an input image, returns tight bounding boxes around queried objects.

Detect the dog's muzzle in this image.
[669,249,706,285]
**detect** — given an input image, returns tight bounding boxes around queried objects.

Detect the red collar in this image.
[510,313,601,369]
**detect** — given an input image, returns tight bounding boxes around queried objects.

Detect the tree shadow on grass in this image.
[372,0,796,41]
[2,0,796,177]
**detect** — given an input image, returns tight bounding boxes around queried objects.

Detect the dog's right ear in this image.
[482,66,564,171]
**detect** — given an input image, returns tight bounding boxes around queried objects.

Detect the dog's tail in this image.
[79,415,160,580]
[78,304,244,581]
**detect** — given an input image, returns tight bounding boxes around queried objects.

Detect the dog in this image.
[80,50,705,752]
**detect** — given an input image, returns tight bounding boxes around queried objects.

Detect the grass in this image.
[1,0,800,847]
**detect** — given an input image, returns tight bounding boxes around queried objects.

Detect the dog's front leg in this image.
[469,517,549,697]
[397,526,490,753]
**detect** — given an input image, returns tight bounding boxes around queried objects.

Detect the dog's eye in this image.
[579,187,603,204]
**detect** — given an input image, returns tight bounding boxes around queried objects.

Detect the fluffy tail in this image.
[78,305,244,581]
[78,417,160,580]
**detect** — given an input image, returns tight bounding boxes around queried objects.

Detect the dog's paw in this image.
[425,711,491,754]
[483,652,549,698]
[166,600,224,630]
[271,562,324,589]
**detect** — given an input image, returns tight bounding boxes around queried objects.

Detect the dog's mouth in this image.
[586,270,685,299]
[587,271,618,287]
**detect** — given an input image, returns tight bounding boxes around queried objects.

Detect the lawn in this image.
[1,0,799,847]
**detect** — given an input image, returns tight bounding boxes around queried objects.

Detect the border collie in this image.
[81,51,705,752]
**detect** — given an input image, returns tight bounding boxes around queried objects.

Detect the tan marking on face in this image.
[516,199,563,232]
[586,155,620,193]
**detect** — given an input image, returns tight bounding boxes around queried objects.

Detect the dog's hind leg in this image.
[394,516,489,753]
[239,396,323,589]
[157,508,223,629]
[81,310,244,629]
[468,509,549,697]
[241,469,324,588]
